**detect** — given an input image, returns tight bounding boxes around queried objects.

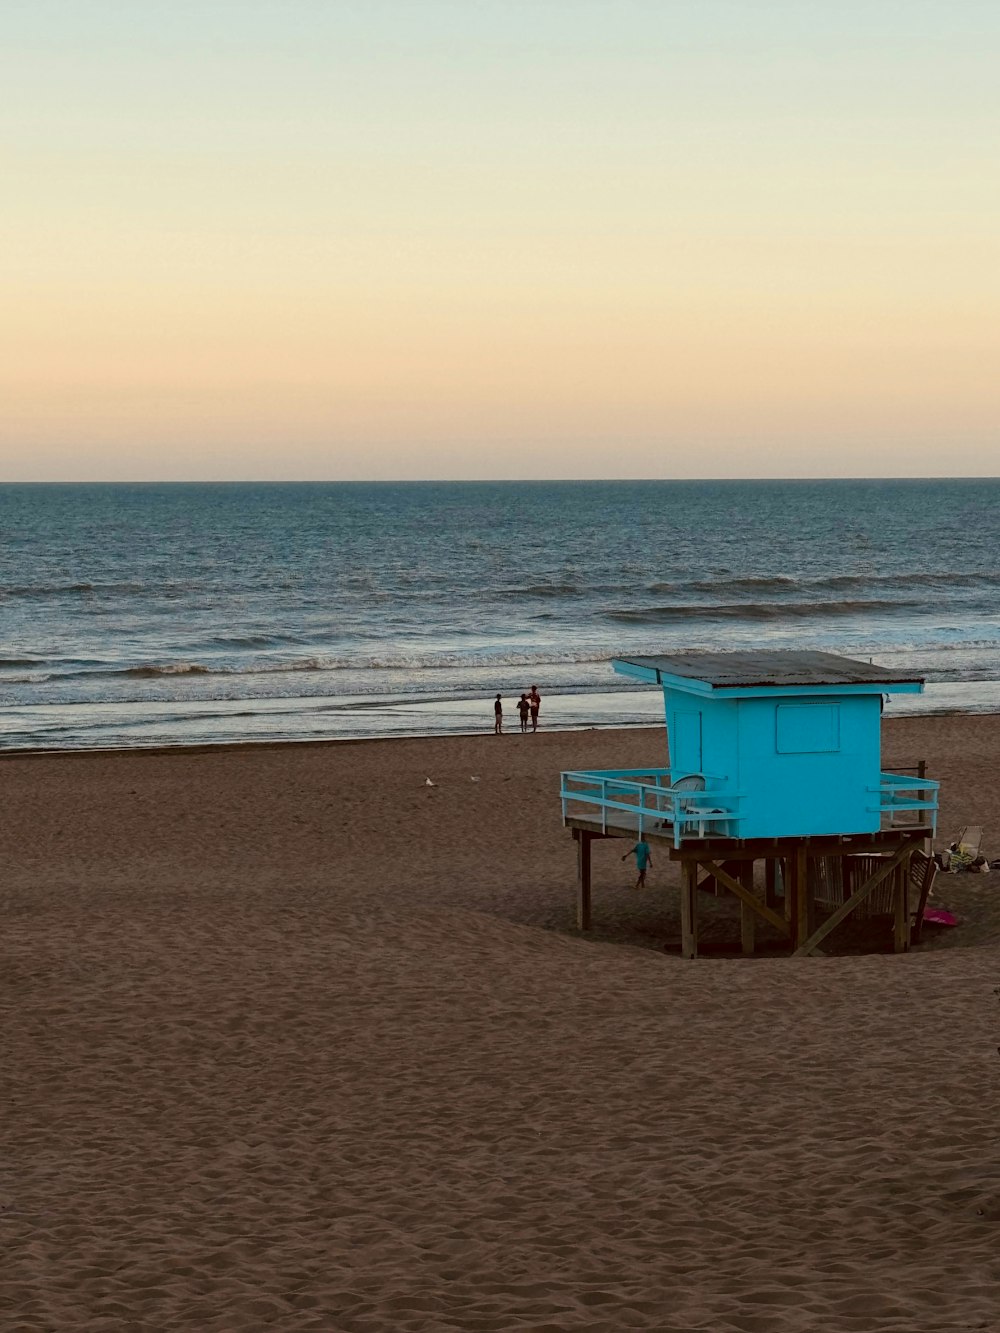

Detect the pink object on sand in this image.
[922,907,959,927]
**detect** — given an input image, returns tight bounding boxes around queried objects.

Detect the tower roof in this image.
[613,649,923,692]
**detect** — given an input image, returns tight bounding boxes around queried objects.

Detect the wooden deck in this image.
[564,813,933,858]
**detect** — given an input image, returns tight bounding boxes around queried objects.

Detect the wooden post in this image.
[740,861,756,956]
[680,860,698,959]
[917,760,932,858]
[789,846,809,951]
[576,830,592,932]
[893,849,912,953]
[764,858,779,912]
[911,853,937,947]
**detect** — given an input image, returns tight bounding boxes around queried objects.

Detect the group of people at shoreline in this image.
[493,686,541,734]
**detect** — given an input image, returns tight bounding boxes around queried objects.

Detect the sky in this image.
[2,0,999,481]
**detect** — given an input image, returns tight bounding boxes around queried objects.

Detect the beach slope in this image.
[2,718,1000,1331]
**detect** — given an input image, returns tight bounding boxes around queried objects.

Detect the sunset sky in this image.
[3,1,998,480]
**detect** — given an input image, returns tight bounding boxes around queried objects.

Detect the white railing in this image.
[560,767,742,848]
[868,771,940,834]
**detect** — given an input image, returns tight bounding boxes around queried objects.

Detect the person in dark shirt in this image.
[528,685,541,732]
[493,694,503,733]
[517,694,531,733]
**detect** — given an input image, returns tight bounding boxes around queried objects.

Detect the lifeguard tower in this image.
[560,650,940,957]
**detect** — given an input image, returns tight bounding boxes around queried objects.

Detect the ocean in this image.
[2,479,1000,751]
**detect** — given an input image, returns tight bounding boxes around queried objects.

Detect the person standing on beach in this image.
[493,694,503,733]
[622,837,652,888]
[517,693,531,733]
[528,684,541,732]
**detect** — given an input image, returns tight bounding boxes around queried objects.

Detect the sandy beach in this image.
[3,713,1000,1331]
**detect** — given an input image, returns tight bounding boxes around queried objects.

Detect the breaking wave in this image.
[647,571,1000,597]
[123,664,213,677]
[604,599,925,624]
[496,583,585,598]
[0,581,150,599]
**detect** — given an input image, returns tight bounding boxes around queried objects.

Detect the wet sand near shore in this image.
[2,715,999,1331]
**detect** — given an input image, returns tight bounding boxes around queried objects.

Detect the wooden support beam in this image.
[740,862,756,956]
[696,870,717,895]
[698,860,790,937]
[668,829,929,861]
[680,860,698,959]
[893,850,913,953]
[910,856,938,947]
[764,858,779,912]
[792,842,913,957]
[699,858,738,897]
[720,859,743,899]
[792,847,809,950]
[575,830,592,932]
[566,818,930,861]
[781,858,793,924]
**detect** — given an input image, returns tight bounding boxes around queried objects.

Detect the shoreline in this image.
[0,717,663,761]
[3,704,1000,762]
[5,677,1000,755]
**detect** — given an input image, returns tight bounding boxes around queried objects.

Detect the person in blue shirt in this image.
[622,837,652,888]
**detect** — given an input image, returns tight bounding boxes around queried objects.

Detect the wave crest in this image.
[604,599,923,624]
[124,663,212,677]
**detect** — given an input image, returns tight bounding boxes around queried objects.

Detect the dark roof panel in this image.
[614,650,923,689]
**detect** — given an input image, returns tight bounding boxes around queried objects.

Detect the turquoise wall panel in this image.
[660,687,883,838]
[734,693,881,837]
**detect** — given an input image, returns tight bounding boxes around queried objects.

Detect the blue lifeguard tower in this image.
[560,650,939,957]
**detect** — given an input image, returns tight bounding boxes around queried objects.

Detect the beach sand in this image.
[2,714,1000,1331]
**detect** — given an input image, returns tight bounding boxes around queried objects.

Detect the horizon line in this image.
[3,474,1000,486]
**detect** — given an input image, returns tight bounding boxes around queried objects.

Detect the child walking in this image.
[622,837,652,888]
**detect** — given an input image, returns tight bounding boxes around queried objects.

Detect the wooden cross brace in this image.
[698,860,791,938]
[792,842,913,957]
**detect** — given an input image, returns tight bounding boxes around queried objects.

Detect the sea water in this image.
[2,479,999,750]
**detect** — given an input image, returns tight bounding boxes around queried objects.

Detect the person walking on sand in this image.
[622,837,652,888]
[493,693,503,733]
[517,693,531,733]
[528,684,541,732]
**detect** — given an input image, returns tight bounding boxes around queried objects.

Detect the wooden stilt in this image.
[764,858,779,912]
[910,853,938,947]
[680,860,698,959]
[575,830,592,932]
[786,854,799,940]
[792,847,809,951]
[740,861,756,956]
[893,850,912,953]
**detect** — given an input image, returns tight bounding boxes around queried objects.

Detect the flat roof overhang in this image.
[612,650,925,697]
